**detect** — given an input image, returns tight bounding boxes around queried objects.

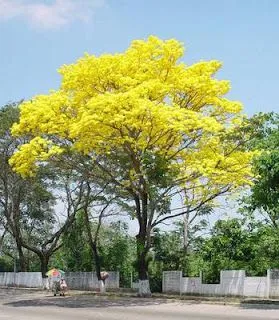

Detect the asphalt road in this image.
[1,289,279,320]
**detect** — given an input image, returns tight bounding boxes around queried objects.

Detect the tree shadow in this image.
[4,295,178,309]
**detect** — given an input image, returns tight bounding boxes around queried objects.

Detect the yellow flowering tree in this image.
[10,36,255,295]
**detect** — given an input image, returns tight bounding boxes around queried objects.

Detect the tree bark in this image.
[92,239,106,293]
[39,254,50,279]
[84,208,106,293]
[136,231,151,297]
[183,211,189,252]
[92,243,101,280]
[136,234,148,280]
[15,240,27,272]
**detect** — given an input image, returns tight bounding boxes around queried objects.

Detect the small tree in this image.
[246,116,279,227]
[10,36,256,296]
[20,172,88,279]
[82,189,116,293]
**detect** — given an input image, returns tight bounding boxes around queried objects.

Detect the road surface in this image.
[1,288,279,319]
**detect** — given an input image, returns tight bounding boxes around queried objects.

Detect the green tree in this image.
[198,218,279,282]
[54,211,92,271]
[100,221,136,288]
[200,219,253,282]
[0,102,89,277]
[0,102,28,271]
[238,113,278,224]
[248,116,279,227]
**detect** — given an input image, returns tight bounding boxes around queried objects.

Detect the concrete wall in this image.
[63,271,119,290]
[162,271,182,293]
[268,269,279,298]
[220,270,245,296]
[0,272,43,288]
[243,277,267,298]
[0,271,119,290]
[65,272,97,290]
[163,270,270,298]
[181,277,201,294]
[0,270,274,297]
[201,284,221,296]
[182,270,245,296]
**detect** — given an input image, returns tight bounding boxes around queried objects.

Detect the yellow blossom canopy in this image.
[10,36,254,193]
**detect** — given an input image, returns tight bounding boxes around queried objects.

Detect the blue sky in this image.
[0,0,278,116]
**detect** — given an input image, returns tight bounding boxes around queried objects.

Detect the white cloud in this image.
[0,0,106,29]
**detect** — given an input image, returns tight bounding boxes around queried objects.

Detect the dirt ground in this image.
[1,288,279,320]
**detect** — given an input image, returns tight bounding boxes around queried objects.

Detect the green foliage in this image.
[55,212,92,271]
[100,221,136,287]
[242,113,279,226]
[147,225,205,292]
[198,218,279,282]
[147,230,181,291]
[0,102,20,136]
[199,219,251,282]
[54,217,136,287]
[152,229,183,270]
[0,256,13,272]
[0,102,59,273]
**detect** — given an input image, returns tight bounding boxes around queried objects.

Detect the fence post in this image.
[13,258,17,287]
[179,272,182,296]
[267,269,270,299]
[199,270,203,284]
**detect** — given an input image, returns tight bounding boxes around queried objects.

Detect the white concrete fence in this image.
[2,269,279,297]
[65,271,119,290]
[0,272,43,288]
[162,270,279,298]
[0,271,119,290]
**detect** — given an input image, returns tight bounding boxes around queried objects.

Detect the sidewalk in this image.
[2,286,279,306]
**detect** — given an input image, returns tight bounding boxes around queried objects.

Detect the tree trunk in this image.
[136,232,151,297]
[16,241,27,272]
[183,211,189,252]
[38,254,50,289]
[39,254,50,279]
[92,243,101,279]
[11,207,27,272]
[98,279,106,293]
[84,208,106,294]
[92,243,106,293]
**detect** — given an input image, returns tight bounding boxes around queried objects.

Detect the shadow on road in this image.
[240,302,279,310]
[4,295,180,309]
